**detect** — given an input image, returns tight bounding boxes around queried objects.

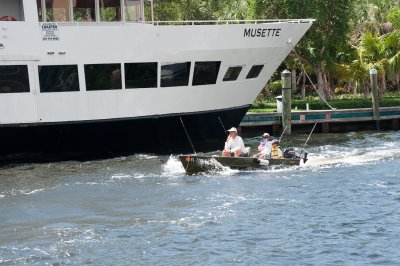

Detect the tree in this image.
[149,0,254,21]
[347,1,400,96]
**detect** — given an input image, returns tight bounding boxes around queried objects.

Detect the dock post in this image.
[272,124,280,136]
[370,68,380,130]
[321,123,330,133]
[281,69,292,135]
[392,119,399,131]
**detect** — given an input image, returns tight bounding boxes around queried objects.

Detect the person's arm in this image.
[278,147,283,158]
[240,138,246,153]
[258,141,264,151]
[224,137,231,151]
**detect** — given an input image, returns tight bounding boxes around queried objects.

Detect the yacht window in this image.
[125,0,143,22]
[223,66,242,81]
[36,0,43,21]
[125,62,157,89]
[246,65,264,79]
[100,0,122,21]
[0,0,25,21]
[73,0,96,22]
[84,64,122,90]
[161,62,191,87]
[192,61,221,86]
[38,65,80,93]
[0,65,30,93]
[44,0,71,22]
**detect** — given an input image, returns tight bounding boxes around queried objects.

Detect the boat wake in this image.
[161,156,186,176]
[161,156,238,177]
[162,131,400,175]
[302,137,400,170]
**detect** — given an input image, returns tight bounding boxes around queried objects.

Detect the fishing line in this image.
[179,117,197,154]
[303,123,318,149]
[218,116,227,135]
[278,125,288,142]
[288,40,336,111]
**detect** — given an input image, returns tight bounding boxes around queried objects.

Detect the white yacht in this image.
[0,0,313,162]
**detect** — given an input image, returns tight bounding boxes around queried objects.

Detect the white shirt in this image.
[224,135,246,154]
[260,141,272,156]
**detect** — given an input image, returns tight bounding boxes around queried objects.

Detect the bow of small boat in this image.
[179,154,261,173]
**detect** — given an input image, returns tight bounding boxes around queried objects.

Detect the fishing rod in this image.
[179,117,197,154]
[302,123,317,149]
[218,116,227,135]
[278,125,288,142]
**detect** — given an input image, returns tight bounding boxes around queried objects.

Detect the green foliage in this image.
[251,97,400,111]
[387,7,400,30]
[150,0,254,21]
[150,0,400,100]
[251,101,276,110]
[269,80,282,91]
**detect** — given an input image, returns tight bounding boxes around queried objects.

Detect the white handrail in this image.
[40,19,315,27]
[154,19,315,26]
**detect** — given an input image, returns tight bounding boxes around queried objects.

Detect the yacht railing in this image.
[50,19,314,27]
[153,19,315,26]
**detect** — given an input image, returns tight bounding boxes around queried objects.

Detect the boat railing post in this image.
[370,68,380,130]
[149,0,154,25]
[281,69,292,135]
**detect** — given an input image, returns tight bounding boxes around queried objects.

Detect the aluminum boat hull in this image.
[179,154,304,174]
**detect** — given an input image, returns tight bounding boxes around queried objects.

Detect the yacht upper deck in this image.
[0,0,314,26]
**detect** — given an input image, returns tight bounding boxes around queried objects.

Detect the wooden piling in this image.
[281,69,292,135]
[370,68,380,130]
[272,124,280,136]
[392,119,399,131]
[321,123,330,133]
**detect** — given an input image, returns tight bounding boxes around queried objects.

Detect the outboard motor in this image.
[300,150,308,164]
[284,148,296,158]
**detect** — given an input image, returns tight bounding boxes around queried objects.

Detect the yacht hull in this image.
[0,105,249,164]
[0,1,314,163]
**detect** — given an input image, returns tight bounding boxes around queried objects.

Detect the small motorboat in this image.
[178,149,308,174]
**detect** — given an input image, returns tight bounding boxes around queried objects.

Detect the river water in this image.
[0,131,400,265]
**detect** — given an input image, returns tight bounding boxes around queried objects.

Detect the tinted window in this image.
[1,0,25,21]
[125,62,157,89]
[36,0,43,21]
[161,62,191,87]
[44,0,70,22]
[192,61,221,86]
[125,0,143,22]
[223,66,242,81]
[246,65,264,79]
[39,65,79,92]
[0,65,30,93]
[74,0,96,22]
[84,64,122,91]
[100,0,121,21]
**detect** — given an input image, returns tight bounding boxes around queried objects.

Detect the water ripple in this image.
[1,131,400,264]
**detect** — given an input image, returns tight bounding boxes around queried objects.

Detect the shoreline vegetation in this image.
[151,0,400,105]
[250,93,400,113]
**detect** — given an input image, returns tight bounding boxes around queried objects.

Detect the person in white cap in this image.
[222,127,247,157]
[253,132,272,159]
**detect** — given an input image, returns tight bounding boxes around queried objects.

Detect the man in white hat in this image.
[222,127,247,157]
